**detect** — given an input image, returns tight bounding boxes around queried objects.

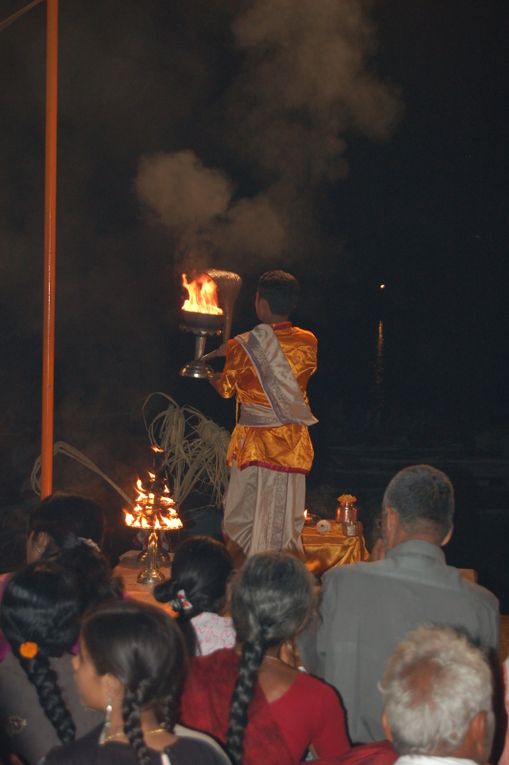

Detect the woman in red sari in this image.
[180,553,350,765]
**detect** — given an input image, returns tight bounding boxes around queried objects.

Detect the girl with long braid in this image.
[45,600,231,765]
[0,563,102,764]
[180,553,351,765]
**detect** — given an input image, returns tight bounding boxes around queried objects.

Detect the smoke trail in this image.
[135,0,400,271]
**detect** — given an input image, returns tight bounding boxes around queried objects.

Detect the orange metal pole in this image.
[40,0,59,498]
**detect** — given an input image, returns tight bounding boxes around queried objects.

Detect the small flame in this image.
[181,273,223,315]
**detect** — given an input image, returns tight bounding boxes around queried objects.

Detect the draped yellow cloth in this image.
[302,524,369,575]
[211,323,317,473]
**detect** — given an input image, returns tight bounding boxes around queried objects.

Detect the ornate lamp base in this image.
[137,530,166,584]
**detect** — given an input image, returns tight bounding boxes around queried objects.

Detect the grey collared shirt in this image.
[301,539,499,744]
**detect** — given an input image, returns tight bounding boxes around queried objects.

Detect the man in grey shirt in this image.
[302,464,499,744]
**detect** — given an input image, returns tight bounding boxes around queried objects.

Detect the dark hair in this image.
[257,270,299,316]
[153,536,233,655]
[81,600,187,765]
[0,562,81,744]
[226,553,315,765]
[29,494,122,612]
[382,464,454,540]
[29,493,105,549]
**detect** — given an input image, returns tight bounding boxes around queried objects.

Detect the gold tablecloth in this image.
[302,523,369,575]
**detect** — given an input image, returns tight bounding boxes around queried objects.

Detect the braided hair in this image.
[226,553,315,765]
[153,536,233,655]
[81,600,187,765]
[0,562,81,744]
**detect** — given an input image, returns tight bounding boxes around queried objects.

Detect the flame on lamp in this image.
[124,474,183,531]
[181,273,223,315]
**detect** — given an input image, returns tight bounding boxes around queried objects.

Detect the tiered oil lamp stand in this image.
[124,448,183,584]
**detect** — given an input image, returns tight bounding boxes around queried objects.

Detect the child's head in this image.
[153,536,233,654]
[27,492,105,563]
[1,562,82,743]
[256,270,299,318]
[74,600,186,761]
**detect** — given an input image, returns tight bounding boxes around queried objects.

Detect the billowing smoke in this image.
[135,0,400,272]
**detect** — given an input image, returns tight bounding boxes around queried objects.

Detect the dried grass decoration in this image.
[143,393,230,510]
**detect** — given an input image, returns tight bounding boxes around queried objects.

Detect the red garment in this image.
[336,741,398,765]
[180,649,350,765]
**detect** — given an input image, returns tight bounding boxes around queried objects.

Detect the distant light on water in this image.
[379,283,386,290]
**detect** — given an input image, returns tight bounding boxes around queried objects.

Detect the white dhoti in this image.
[223,461,305,556]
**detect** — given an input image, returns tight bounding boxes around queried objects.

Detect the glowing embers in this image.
[181,273,223,315]
[124,471,183,532]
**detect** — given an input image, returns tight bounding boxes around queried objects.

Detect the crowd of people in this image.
[0,274,505,764]
[0,461,506,765]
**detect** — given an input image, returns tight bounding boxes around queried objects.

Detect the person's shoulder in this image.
[44,725,101,764]
[294,669,341,701]
[324,558,387,586]
[292,326,317,344]
[457,573,499,611]
[189,648,237,677]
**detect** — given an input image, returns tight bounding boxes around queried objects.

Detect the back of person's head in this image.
[257,270,299,316]
[379,626,494,761]
[231,552,314,647]
[81,600,187,765]
[153,536,233,655]
[0,562,81,744]
[53,540,123,614]
[382,464,454,541]
[29,492,105,555]
[227,553,315,765]
[28,494,121,612]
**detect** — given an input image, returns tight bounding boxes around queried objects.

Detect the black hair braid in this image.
[20,653,76,744]
[226,638,266,765]
[122,688,151,765]
[161,692,180,734]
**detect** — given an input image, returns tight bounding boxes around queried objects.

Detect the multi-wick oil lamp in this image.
[124,446,183,584]
[179,269,242,379]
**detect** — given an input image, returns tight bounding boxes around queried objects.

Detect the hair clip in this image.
[171,589,193,612]
[19,641,38,660]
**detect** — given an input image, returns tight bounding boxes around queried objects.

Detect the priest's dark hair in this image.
[257,270,299,316]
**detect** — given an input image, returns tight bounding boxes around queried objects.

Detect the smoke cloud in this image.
[135,0,400,270]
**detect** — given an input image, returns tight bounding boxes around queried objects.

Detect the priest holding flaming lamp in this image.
[208,270,318,559]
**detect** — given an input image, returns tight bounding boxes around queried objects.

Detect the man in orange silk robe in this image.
[210,270,317,557]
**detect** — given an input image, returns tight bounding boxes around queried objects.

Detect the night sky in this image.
[1,0,508,501]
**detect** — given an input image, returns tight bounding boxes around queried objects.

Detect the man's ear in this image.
[440,525,453,546]
[460,710,490,764]
[381,709,394,742]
